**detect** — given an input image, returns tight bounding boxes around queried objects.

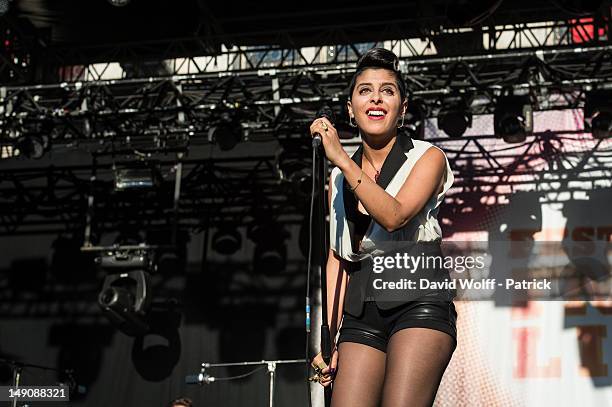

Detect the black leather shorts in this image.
[337,298,457,353]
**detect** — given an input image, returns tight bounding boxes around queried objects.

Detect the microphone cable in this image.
[304,144,318,407]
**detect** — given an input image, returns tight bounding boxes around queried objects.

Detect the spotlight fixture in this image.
[113,162,161,191]
[276,141,313,198]
[212,227,242,255]
[107,0,131,7]
[98,270,151,336]
[93,245,154,336]
[14,135,48,159]
[208,112,242,151]
[247,222,288,274]
[405,99,427,140]
[0,0,12,17]
[253,240,287,275]
[494,96,533,143]
[437,97,472,138]
[584,90,612,139]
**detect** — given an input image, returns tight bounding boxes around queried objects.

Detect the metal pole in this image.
[315,141,331,407]
[12,367,21,407]
[267,362,276,407]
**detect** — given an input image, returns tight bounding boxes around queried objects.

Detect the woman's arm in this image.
[325,176,348,340]
[309,117,446,234]
[338,146,446,233]
[310,178,346,387]
[326,248,348,341]
[313,247,346,386]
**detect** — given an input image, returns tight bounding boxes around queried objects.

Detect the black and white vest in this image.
[329,135,455,315]
[330,136,454,262]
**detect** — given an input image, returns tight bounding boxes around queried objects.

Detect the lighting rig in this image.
[0,15,611,237]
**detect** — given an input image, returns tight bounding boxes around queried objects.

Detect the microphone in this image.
[312,106,336,148]
[185,373,215,385]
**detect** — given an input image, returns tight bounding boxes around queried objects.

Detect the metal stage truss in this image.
[0,9,610,82]
[0,22,611,236]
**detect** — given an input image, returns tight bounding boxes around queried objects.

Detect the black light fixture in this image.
[96,246,153,336]
[208,112,242,151]
[405,99,428,140]
[0,0,12,16]
[438,97,472,138]
[14,135,48,159]
[253,240,287,275]
[494,95,533,143]
[107,0,131,7]
[276,141,313,198]
[212,227,242,255]
[584,90,612,139]
[247,221,288,275]
[113,161,161,192]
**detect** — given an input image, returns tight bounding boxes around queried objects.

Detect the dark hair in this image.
[348,48,408,102]
[168,397,193,407]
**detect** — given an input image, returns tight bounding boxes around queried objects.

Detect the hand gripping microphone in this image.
[312,106,336,148]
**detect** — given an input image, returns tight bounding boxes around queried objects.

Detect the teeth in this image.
[368,110,385,116]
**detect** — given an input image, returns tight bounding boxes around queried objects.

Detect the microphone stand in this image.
[0,358,73,407]
[187,359,307,407]
[312,136,331,407]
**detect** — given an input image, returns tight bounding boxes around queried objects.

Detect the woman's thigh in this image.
[381,327,455,407]
[331,341,386,407]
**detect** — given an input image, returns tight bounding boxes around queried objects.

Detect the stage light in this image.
[113,162,160,191]
[276,142,313,198]
[253,241,287,275]
[208,112,242,151]
[0,0,11,16]
[95,246,153,336]
[405,99,427,140]
[248,222,288,274]
[494,96,533,143]
[14,135,48,159]
[584,90,611,139]
[1,144,14,159]
[98,272,150,336]
[212,227,242,255]
[114,168,154,190]
[438,98,472,138]
[107,0,131,7]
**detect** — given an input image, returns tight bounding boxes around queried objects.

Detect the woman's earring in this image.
[349,116,357,128]
[397,114,405,128]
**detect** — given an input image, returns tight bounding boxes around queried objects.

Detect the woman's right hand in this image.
[309,118,350,169]
[311,348,339,387]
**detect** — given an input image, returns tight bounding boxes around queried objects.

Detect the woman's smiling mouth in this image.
[366,107,387,120]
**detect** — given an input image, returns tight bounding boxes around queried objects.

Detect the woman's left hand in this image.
[309,117,349,168]
[310,348,338,387]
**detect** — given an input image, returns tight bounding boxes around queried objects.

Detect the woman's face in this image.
[348,68,406,139]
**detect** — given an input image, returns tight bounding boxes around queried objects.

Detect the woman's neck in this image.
[361,132,397,168]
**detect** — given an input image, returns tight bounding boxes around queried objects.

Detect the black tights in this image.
[331,328,455,407]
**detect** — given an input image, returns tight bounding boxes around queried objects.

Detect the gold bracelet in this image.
[350,169,363,193]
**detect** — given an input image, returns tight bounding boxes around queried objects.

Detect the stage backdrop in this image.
[431,109,612,407]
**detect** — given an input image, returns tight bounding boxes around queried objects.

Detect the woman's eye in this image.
[383,88,394,95]
[359,88,371,94]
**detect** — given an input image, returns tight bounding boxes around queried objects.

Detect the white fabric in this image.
[329,139,454,262]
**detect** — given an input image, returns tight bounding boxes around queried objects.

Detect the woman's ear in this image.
[347,100,354,118]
